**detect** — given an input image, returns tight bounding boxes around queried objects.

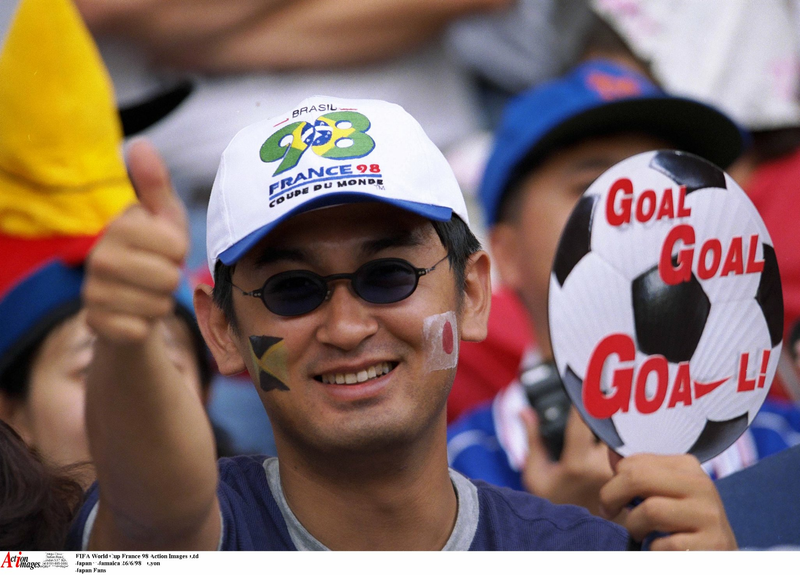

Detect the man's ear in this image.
[193,284,247,376]
[459,250,492,343]
[489,223,524,291]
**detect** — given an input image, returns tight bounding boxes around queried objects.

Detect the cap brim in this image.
[526,96,748,172]
[217,192,453,266]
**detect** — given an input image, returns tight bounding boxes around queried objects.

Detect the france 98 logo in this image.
[260,111,376,175]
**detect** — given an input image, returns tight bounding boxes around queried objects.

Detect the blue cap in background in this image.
[479,59,749,227]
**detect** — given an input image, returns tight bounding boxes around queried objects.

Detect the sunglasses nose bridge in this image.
[320,272,358,303]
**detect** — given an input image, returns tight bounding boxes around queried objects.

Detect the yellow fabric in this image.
[0,0,136,237]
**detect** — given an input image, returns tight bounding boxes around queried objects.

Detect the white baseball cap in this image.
[206,95,469,272]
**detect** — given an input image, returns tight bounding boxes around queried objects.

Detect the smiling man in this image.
[72,96,736,551]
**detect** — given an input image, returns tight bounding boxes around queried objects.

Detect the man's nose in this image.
[314,281,379,350]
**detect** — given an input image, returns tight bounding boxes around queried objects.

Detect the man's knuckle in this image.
[162,267,182,291]
[636,498,663,523]
[652,536,683,552]
[676,453,700,470]
[89,250,119,276]
[154,297,175,316]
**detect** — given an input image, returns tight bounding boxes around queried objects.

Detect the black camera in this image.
[520,360,572,461]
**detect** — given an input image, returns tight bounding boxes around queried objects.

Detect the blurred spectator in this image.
[0,0,229,489]
[444,11,653,422]
[448,58,760,515]
[0,262,223,487]
[448,6,800,503]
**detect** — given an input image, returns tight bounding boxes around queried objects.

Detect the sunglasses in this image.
[230,255,449,317]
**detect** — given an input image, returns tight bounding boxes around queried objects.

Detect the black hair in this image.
[751,128,800,164]
[0,420,84,550]
[0,299,81,400]
[173,305,213,391]
[213,214,481,331]
[0,341,39,401]
[431,214,482,298]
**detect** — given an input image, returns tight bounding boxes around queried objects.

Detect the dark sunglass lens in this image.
[262,271,327,316]
[355,260,418,304]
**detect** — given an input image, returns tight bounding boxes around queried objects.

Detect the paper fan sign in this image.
[547,150,783,461]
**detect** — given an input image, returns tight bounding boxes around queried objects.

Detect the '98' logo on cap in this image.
[260,111,376,175]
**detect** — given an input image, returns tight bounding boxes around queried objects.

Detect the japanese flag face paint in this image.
[249,335,290,392]
[423,311,459,372]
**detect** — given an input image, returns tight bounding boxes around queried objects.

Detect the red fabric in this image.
[0,233,98,296]
[191,264,214,288]
[746,148,800,400]
[447,287,534,422]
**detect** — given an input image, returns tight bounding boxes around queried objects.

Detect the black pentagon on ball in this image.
[632,259,710,363]
[688,413,749,463]
[649,150,727,194]
[553,194,600,287]
[756,244,784,347]
[561,365,624,449]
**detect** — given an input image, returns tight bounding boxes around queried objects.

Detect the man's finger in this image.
[127,139,187,229]
[562,407,597,452]
[622,496,690,540]
[83,278,177,318]
[88,245,183,293]
[85,308,153,343]
[599,454,704,517]
[521,408,554,484]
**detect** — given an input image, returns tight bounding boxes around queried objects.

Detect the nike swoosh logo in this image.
[693,377,730,399]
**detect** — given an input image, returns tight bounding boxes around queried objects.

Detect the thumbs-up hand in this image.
[84,140,189,342]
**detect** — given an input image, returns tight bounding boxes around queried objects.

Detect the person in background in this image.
[447,58,758,516]
[0,259,222,488]
[0,0,228,491]
[444,10,655,423]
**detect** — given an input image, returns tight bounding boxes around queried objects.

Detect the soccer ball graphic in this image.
[548,150,783,461]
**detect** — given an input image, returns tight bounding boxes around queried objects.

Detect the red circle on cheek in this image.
[442,321,454,355]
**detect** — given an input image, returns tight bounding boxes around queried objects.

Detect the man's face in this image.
[491,133,671,354]
[224,203,478,455]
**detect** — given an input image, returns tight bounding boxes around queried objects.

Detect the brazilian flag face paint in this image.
[249,335,290,392]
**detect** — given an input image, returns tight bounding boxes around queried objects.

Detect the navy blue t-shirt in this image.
[68,455,628,551]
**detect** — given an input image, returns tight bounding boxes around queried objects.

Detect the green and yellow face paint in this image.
[249,335,290,392]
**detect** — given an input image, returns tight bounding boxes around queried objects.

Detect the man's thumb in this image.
[127,139,186,227]
[521,407,550,469]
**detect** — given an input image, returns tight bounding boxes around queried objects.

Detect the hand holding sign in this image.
[548,150,783,460]
[84,140,189,342]
[600,453,737,550]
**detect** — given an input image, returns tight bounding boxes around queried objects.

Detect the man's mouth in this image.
[317,362,396,385]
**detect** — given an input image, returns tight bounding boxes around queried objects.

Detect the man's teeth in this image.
[321,362,393,385]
